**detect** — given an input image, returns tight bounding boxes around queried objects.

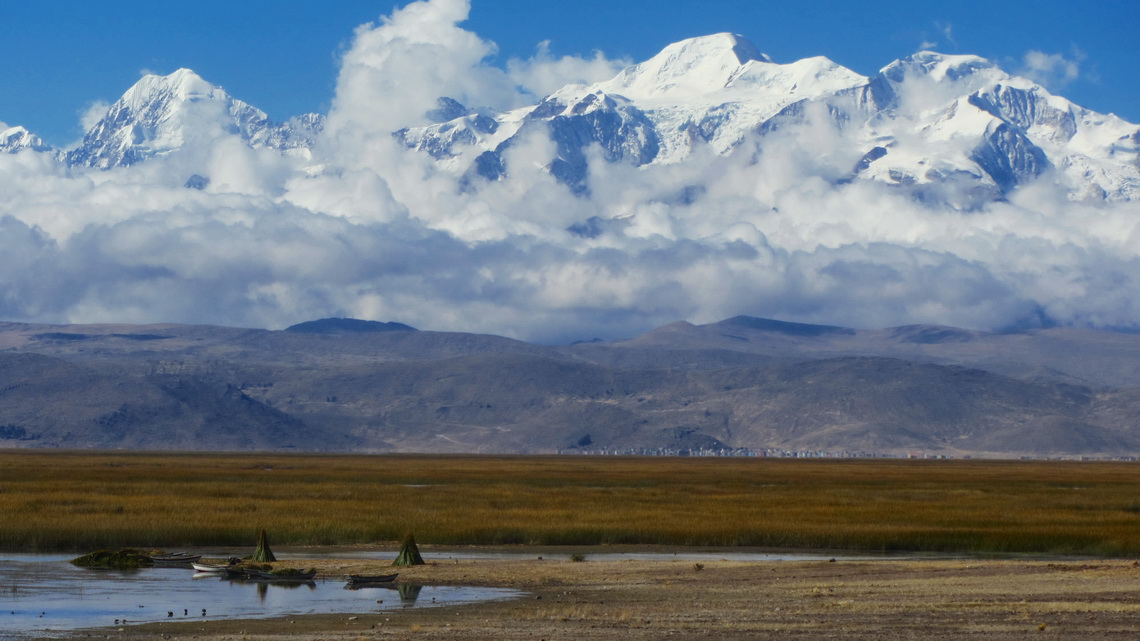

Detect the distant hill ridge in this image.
[1,315,1139,457]
[716,315,856,337]
[284,318,417,334]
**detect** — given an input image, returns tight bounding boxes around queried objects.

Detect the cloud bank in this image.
[1,0,1138,344]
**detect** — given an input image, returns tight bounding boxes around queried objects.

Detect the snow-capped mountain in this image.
[398,34,1140,204]
[2,34,1137,205]
[63,68,324,169]
[852,51,1140,202]
[0,125,51,154]
[397,34,871,191]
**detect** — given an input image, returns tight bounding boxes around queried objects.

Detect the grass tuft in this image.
[70,548,153,569]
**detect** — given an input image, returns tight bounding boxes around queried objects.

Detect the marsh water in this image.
[0,554,522,640]
[1,548,908,639]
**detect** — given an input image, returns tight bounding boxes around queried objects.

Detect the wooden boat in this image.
[191,562,232,573]
[241,568,318,581]
[149,552,202,565]
[344,572,399,586]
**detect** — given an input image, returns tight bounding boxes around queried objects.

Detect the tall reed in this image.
[2,451,1139,555]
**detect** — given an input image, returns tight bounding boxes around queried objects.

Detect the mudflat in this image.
[88,553,1140,640]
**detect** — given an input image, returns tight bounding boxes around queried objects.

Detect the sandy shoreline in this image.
[53,549,1140,641]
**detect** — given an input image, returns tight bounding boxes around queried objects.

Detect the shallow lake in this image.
[1,548,967,639]
[0,554,522,640]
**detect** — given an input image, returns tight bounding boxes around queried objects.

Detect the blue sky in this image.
[1,0,1137,146]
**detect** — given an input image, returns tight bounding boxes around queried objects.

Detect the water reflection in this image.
[398,583,423,604]
[0,555,521,641]
[239,577,315,601]
[344,581,423,605]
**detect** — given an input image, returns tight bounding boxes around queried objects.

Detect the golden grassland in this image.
[2,451,1140,555]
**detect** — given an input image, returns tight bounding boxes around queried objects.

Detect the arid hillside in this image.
[1,317,1138,456]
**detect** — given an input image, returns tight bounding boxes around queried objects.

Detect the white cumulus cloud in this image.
[79,100,111,133]
[0,0,1138,345]
[507,40,630,100]
[1020,49,1084,90]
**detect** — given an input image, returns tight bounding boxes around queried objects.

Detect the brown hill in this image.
[1,317,1138,457]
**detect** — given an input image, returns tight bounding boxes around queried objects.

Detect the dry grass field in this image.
[3,451,1140,555]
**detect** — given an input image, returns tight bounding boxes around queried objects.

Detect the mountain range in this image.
[3,33,1139,457]
[399,34,1140,204]
[2,316,1138,457]
[3,33,1138,206]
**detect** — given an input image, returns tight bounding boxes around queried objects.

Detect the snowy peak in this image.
[1,125,52,154]
[592,33,865,111]
[599,33,775,101]
[722,33,769,65]
[118,68,228,111]
[655,32,770,67]
[104,68,249,140]
[881,52,1004,84]
[730,55,866,97]
[870,52,1010,114]
[853,50,1140,201]
[65,68,324,169]
[65,68,257,168]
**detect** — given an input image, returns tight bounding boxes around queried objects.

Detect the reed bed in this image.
[2,451,1139,555]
